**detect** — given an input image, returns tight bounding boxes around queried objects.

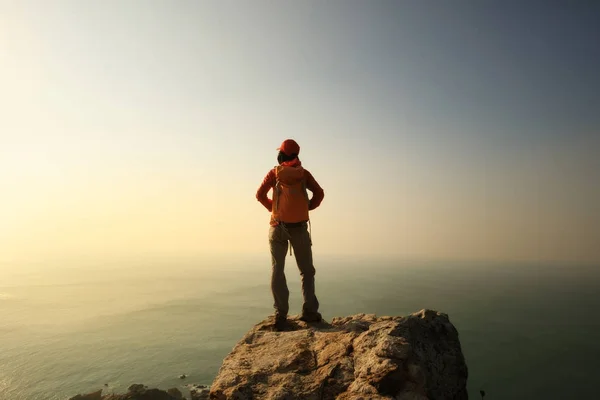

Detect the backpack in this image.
[272,165,310,224]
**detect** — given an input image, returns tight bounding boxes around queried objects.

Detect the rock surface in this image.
[209,309,468,400]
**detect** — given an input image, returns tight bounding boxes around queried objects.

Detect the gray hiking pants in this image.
[269,222,319,317]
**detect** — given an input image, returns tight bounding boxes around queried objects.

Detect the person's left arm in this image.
[256,169,276,211]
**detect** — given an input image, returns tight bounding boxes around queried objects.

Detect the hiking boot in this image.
[274,314,287,331]
[299,311,322,323]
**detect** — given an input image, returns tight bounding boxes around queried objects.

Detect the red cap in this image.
[276,139,300,156]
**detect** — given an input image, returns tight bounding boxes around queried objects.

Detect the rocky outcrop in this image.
[209,309,468,400]
[69,309,467,400]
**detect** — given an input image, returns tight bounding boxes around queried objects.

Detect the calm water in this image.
[1,256,598,400]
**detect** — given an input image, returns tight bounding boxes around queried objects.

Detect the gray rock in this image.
[209,309,468,400]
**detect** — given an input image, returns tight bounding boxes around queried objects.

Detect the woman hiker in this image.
[256,139,325,330]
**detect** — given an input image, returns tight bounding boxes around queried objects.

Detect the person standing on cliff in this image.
[256,139,325,330]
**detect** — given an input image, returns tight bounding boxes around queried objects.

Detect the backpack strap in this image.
[274,181,281,212]
[278,222,293,257]
[273,167,281,213]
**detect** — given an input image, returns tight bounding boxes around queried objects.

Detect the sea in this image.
[1,255,598,400]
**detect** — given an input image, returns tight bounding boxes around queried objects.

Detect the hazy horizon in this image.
[2,1,599,267]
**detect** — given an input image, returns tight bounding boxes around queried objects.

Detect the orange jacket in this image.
[256,160,324,226]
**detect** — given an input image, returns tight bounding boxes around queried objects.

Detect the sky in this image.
[1,1,599,266]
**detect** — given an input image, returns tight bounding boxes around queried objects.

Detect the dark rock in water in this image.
[166,388,183,399]
[127,384,147,394]
[188,384,210,400]
[68,389,102,400]
[186,384,208,389]
[121,388,175,400]
[70,386,184,400]
[179,374,187,379]
[209,309,468,400]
